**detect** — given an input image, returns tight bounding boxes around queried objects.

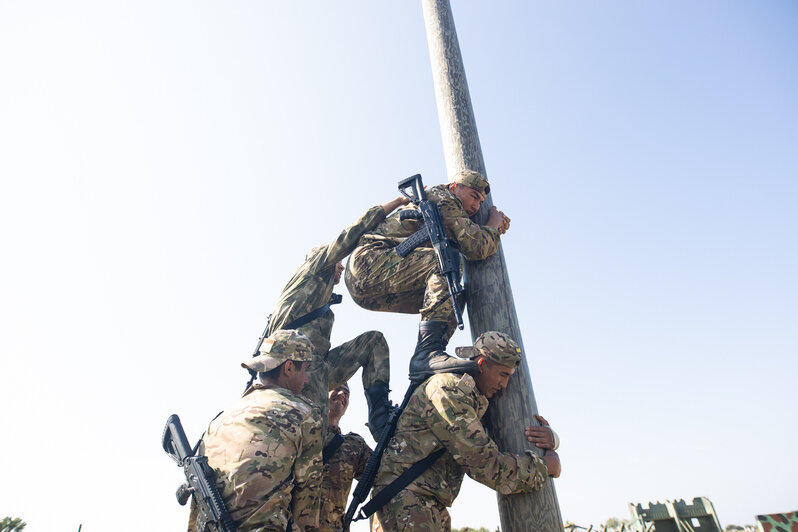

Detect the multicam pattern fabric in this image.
[345,184,500,326]
[454,331,522,368]
[319,426,373,532]
[325,330,390,393]
[243,329,315,373]
[198,384,323,532]
[371,489,451,532]
[449,169,489,196]
[265,205,390,427]
[371,373,548,531]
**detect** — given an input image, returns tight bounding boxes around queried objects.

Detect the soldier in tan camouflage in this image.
[344,170,512,381]
[317,382,373,532]
[370,332,561,532]
[189,329,323,532]
[266,194,409,440]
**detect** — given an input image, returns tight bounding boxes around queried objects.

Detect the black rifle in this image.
[162,414,237,532]
[340,382,419,532]
[395,174,465,330]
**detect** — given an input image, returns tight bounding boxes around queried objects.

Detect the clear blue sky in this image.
[1,1,795,530]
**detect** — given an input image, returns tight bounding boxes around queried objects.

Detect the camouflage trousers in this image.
[303,329,390,430]
[371,489,451,532]
[345,242,460,340]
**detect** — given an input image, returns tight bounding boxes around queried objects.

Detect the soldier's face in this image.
[285,360,310,394]
[450,183,485,217]
[474,358,515,398]
[328,386,350,417]
[334,261,344,284]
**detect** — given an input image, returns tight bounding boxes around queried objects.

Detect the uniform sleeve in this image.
[436,196,500,261]
[353,437,373,480]
[424,381,548,495]
[291,408,324,532]
[308,205,386,273]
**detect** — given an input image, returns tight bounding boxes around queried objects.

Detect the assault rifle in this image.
[162,414,237,532]
[340,383,419,532]
[395,174,465,330]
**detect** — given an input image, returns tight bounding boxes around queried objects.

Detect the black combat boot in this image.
[364,381,392,440]
[408,321,478,382]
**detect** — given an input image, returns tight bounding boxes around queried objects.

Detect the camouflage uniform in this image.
[370,332,549,532]
[267,205,391,428]
[191,330,323,532]
[345,181,500,337]
[319,426,373,532]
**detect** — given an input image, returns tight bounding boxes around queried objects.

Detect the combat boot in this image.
[364,381,392,440]
[408,321,478,382]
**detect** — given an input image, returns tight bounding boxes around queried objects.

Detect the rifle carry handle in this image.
[398,174,427,204]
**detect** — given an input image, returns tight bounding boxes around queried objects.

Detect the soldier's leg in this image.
[373,490,448,532]
[327,331,391,440]
[419,269,456,327]
[327,330,390,390]
[408,269,477,381]
[346,244,434,315]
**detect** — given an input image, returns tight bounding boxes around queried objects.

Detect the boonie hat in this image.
[455,331,521,368]
[449,169,490,197]
[242,329,314,373]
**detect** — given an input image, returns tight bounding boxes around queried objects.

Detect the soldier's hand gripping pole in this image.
[340,382,420,532]
[162,414,237,532]
[396,174,465,329]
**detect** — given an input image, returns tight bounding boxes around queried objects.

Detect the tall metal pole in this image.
[421,1,564,531]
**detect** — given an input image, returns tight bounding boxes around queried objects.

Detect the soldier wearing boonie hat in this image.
[455,331,521,368]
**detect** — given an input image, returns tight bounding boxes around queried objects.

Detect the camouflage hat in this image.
[449,169,490,197]
[455,331,521,368]
[242,329,315,373]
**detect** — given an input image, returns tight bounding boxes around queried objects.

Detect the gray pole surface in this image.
[421,1,564,530]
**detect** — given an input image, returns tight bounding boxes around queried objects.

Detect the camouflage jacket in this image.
[319,426,372,532]
[200,384,323,532]
[373,373,548,507]
[359,184,500,261]
[267,205,386,355]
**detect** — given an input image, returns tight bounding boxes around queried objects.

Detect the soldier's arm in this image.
[382,194,410,215]
[352,435,373,480]
[436,195,501,261]
[425,380,549,495]
[291,408,324,532]
[306,205,386,274]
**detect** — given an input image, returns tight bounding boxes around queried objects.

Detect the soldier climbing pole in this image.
[421,1,565,531]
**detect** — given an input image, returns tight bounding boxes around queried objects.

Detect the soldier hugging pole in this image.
[421,1,564,531]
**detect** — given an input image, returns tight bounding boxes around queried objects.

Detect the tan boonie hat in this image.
[449,169,490,197]
[242,329,315,373]
[455,331,521,368]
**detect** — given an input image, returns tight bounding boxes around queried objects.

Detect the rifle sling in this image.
[356,447,446,520]
[284,293,342,330]
[322,433,345,464]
